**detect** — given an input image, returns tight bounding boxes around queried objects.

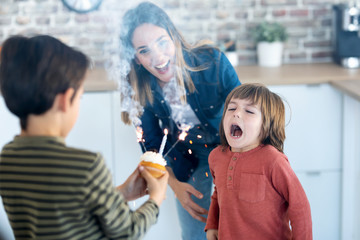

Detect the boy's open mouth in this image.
[231,124,242,137]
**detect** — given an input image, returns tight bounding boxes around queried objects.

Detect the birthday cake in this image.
[140,151,167,178]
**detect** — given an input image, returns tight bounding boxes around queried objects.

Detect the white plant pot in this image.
[257,41,284,67]
[225,51,238,66]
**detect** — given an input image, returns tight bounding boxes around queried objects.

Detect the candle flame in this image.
[197,135,202,139]
[205,172,209,177]
[188,149,192,154]
[164,128,168,135]
[189,140,193,144]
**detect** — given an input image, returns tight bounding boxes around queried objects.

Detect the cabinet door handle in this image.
[305,171,321,176]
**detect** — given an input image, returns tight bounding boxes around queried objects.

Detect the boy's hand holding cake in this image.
[140,151,167,178]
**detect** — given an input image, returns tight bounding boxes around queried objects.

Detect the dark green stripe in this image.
[2,146,95,158]
[0,154,94,163]
[0,179,84,187]
[0,171,86,178]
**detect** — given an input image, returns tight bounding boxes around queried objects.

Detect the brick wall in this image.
[0,0,349,67]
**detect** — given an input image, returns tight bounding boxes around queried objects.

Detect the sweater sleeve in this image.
[270,158,313,240]
[84,154,159,239]
[205,152,219,231]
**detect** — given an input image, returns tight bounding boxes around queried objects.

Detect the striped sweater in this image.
[0,136,159,240]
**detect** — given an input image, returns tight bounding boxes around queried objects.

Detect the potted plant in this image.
[251,21,288,67]
[219,39,238,66]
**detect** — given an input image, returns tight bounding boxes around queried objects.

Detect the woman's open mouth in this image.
[155,60,170,74]
[230,124,242,138]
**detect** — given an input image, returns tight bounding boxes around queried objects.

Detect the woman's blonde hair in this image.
[120,1,213,125]
[219,83,286,153]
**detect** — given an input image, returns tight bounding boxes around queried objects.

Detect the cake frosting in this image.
[140,151,167,166]
[139,151,167,178]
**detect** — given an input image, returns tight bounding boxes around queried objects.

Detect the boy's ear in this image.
[58,88,75,112]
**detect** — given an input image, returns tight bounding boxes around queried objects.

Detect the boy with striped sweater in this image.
[0,35,168,240]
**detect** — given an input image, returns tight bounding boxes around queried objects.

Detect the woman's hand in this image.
[116,165,147,201]
[206,229,218,240]
[171,178,208,222]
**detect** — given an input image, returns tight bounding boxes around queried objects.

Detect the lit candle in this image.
[159,129,168,155]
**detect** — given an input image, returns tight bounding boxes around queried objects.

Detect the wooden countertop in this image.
[235,63,360,101]
[85,63,360,101]
[331,79,360,101]
[85,68,118,92]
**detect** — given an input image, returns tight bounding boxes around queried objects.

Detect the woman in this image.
[119,2,240,239]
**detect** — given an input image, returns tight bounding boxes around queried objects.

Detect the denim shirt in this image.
[140,48,240,181]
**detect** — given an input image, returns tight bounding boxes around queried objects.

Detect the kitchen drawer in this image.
[296,170,341,240]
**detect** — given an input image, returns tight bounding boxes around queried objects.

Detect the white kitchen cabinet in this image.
[296,171,341,240]
[1,92,118,173]
[269,84,343,172]
[341,94,360,240]
[67,91,117,173]
[268,84,343,239]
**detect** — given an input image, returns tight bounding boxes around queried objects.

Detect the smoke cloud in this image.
[163,77,194,131]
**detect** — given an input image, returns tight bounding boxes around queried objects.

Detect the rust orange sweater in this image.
[205,144,312,240]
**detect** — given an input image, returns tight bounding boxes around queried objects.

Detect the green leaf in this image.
[251,21,288,43]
